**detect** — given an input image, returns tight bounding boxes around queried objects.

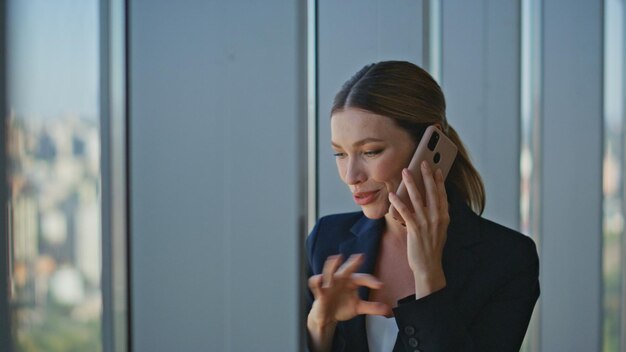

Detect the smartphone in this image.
[389,125,458,222]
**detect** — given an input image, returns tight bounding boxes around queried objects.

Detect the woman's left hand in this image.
[388,161,450,299]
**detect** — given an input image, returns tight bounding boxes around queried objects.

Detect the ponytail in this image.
[444,125,486,215]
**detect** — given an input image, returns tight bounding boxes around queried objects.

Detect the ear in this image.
[433,123,443,130]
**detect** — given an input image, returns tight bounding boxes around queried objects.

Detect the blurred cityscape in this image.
[7,111,102,352]
[602,122,624,352]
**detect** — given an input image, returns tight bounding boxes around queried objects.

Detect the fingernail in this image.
[422,161,428,169]
[402,168,409,175]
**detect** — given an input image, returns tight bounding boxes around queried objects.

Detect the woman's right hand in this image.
[308,253,390,327]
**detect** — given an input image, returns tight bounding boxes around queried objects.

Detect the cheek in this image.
[336,159,347,181]
[371,157,404,187]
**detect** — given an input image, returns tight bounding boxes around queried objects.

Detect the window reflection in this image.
[603,0,625,350]
[6,0,102,351]
[520,0,542,350]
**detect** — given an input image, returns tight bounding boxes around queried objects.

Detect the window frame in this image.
[0,0,13,349]
[0,1,130,351]
[100,0,130,351]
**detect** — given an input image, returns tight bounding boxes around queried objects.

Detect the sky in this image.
[7,0,99,120]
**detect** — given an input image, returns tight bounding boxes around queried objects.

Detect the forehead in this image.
[331,108,405,143]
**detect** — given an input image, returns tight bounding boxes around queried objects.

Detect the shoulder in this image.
[476,217,539,274]
[306,211,363,252]
[305,211,364,272]
[314,212,364,234]
[448,196,538,271]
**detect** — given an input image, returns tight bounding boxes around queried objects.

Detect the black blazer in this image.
[306,191,540,352]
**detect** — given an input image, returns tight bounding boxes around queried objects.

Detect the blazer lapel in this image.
[442,192,485,292]
[333,190,485,352]
[336,215,385,352]
[339,216,385,299]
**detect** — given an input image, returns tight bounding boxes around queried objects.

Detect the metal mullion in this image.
[101,0,129,351]
[423,0,442,83]
[616,0,626,350]
[0,0,14,349]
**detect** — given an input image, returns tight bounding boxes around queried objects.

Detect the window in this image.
[5,1,103,350]
[603,0,625,350]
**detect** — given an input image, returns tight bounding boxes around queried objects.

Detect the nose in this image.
[345,157,367,185]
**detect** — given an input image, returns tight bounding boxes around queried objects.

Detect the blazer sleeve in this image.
[305,220,319,317]
[392,239,540,352]
[305,217,343,352]
[305,216,352,352]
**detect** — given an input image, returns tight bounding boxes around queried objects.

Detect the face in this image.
[331,108,417,219]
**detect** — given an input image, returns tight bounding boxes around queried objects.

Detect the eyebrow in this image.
[331,137,386,148]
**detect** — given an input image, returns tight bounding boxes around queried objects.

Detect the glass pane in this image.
[6,1,102,351]
[603,0,625,351]
[520,0,542,350]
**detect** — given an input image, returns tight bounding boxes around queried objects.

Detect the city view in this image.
[5,0,102,349]
[7,112,102,352]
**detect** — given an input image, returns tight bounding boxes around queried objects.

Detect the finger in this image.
[356,301,391,316]
[388,203,404,225]
[351,273,384,289]
[401,169,428,222]
[308,274,323,295]
[389,190,420,230]
[322,255,342,287]
[400,169,424,209]
[335,253,364,277]
[435,169,449,213]
[420,161,440,216]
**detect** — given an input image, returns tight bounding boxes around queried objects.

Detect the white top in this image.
[366,315,399,352]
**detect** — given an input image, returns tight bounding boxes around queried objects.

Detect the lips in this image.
[353,190,381,205]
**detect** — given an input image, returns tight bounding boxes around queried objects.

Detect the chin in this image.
[360,203,389,220]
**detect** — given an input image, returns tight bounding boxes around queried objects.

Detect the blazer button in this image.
[408,337,419,347]
[404,326,415,336]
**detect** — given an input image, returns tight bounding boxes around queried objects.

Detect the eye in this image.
[364,149,383,157]
[333,152,346,158]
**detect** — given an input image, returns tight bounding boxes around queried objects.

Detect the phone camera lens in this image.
[428,132,440,151]
[433,152,441,164]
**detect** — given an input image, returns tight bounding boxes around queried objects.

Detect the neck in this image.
[383,212,408,239]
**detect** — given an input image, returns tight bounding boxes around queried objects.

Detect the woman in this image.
[306,61,539,352]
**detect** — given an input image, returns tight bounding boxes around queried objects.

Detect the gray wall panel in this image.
[540,0,603,350]
[131,1,226,350]
[441,0,520,229]
[317,0,423,218]
[483,0,521,228]
[130,1,303,351]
